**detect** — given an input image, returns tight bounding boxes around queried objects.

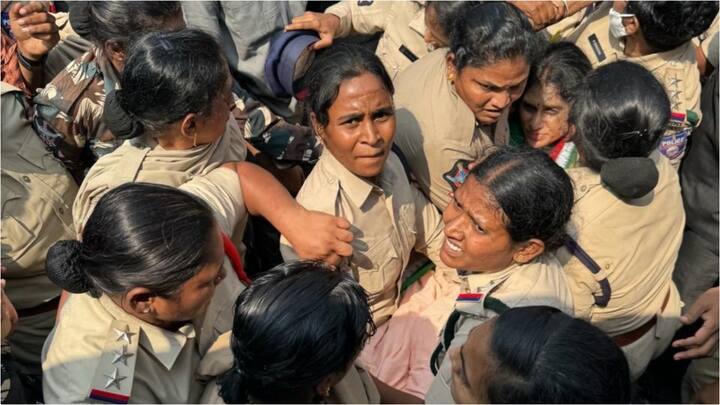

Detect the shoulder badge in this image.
[443,159,471,191]
[87,320,140,404]
[587,34,606,62]
[357,0,373,6]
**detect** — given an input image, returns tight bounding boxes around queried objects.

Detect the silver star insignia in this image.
[111,345,134,366]
[669,74,682,88]
[113,326,136,345]
[103,368,127,390]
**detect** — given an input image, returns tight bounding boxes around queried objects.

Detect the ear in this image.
[624,15,640,36]
[446,52,458,81]
[124,287,155,317]
[512,239,545,264]
[103,40,127,71]
[180,113,199,139]
[310,112,327,143]
[566,123,577,140]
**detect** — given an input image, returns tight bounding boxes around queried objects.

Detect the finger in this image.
[312,35,333,50]
[284,20,320,32]
[334,217,351,230]
[335,228,353,243]
[674,334,719,360]
[21,22,56,34]
[681,302,709,325]
[673,325,714,348]
[18,1,47,16]
[323,253,342,266]
[8,2,23,19]
[331,240,353,258]
[15,11,52,26]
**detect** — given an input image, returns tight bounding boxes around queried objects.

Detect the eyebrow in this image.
[476,78,526,90]
[338,105,394,123]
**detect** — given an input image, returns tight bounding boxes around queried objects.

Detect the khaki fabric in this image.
[562,2,702,168]
[1,83,78,373]
[280,150,452,326]
[557,153,683,376]
[42,173,246,403]
[393,49,509,210]
[425,254,574,403]
[73,127,247,238]
[327,0,427,80]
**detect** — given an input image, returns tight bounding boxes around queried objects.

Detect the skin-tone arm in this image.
[508,1,596,30]
[370,376,423,404]
[672,287,719,360]
[1,277,19,340]
[9,2,59,92]
[222,162,353,265]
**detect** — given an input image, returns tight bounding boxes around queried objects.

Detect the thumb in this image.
[681,300,709,325]
[312,35,333,50]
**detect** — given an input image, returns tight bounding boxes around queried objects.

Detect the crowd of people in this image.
[1,0,718,403]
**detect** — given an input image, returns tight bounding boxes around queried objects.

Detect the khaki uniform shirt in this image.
[557,152,684,336]
[562,2,702,168]
[197,332,381,404]
[42,172,246,404]
[280,151,452,325]
[72,128,247,238]
[393,49,510,210]
[1,83,77,309]
[425,254,574,403]
[327,0,428,80]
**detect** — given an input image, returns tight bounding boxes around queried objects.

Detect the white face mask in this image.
[608,8,634,39]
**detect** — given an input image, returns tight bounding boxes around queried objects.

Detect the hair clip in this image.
[617,128,649,138]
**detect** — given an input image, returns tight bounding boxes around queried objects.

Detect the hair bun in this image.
[103,90,144,140]
[46,240,91,294]
[68,2,93,40]
[601,157,659,199]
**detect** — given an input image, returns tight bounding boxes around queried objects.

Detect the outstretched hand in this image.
[673,287,719,360]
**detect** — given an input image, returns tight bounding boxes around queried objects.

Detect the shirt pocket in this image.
[1,173,41,268]
[352,235,402,298]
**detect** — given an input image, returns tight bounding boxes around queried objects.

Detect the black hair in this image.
[526,42,592,104]
[304,43,394,126]
[487,306,632,403]
[218,260,375,403]
[45,183,217,299]
[102,29,229,140]
[68,1,182,49]
[470,147,574,251]
[625,1,718,53]
[449,2,545,71]
[426,1,480,41]
[571,61,670,198]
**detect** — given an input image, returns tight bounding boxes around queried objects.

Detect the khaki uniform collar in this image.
[407,5,426,37]
[462,262,522,293]
[567,165,602,202]
[614,38,693,73]
[98,294,196,370]
[319,150,389,208]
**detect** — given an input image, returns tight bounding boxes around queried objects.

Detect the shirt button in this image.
[580,185,587,192]
[604,264,611,270]
[22,176,31,183]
